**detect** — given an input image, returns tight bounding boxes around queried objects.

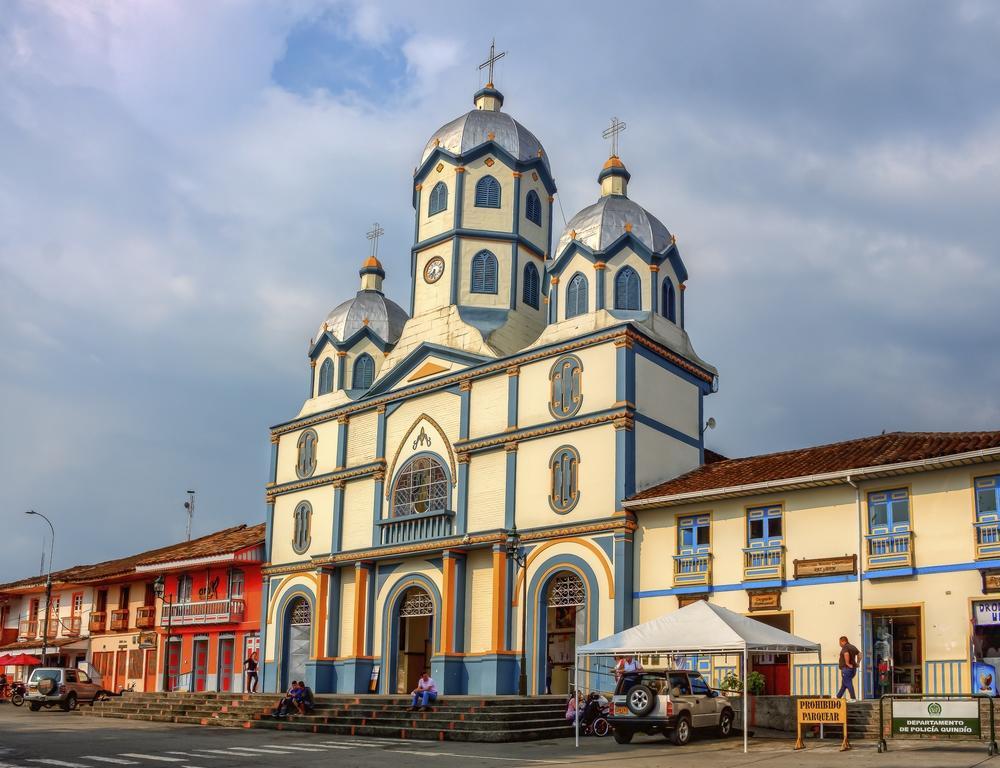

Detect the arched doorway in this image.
[282,597,311,689]
[393,587,434,694]
[544,572,586,695]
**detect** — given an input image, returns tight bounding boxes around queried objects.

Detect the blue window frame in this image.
[525,190,542,225]
[522,262,540,309]
[679,515,711,553]
[317,358,334,395]
[662,279,676,322]
[614,266,641,310]
[975,475,1000,553]
[565,272,589,318]
[428,181,448,216]
[549,446,581,513]
[295,429,318,479]
[470,250,498,294]
[868,489,910,533]
[747,505,783,545]
[548,354,583,419]
[292,501,312,554]
[475,175,501,208]
[352,353,375,390]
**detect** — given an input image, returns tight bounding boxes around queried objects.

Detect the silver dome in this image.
[420,109,550,174]
[556,195,672,256]
[318,290,409,345]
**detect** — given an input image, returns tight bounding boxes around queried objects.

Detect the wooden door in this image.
[114,650,127,693]
[192,639,208,692]
[166,642,181,692]
[143,649,157,692]
[217,638,234,693]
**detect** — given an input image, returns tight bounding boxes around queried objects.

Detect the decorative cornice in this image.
[593,261,607,271]
[457,452,471,464]
[266,460,386,500]
[270,433,280,445]
[649,264,660,273]
[337,351,347,358]
[613,414,635,431]
[458,407,626,454]
[625,327,713,384]
[459,380,472,392]
[337,415,350,426]
[614,337,633,349]
[455,167,466,174]
[504,441,518,453]
[506,366,520,377]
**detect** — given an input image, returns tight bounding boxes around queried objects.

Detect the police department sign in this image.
[891,700,980,737]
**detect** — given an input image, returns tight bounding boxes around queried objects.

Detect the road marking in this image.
[27,761,91,768]
[261,746,325,752]
[80,759,139,765]
[118,757,184,764]
[294,743,355,750]
[388,751,561,764]
[173,752,233,758]
[220,747,293,755]
[162,755,222,760]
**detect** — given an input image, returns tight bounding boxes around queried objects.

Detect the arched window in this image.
[565,273,589,318]
[549,446,581,513]
[549,354,584,419]
[317,358,334,395]
[352,353,375,390]
[475,175,501,208]
[289,596,311,625]
[392,455,449,517]
[614,266,642,311]
[525,190,542,226]
[522,262,540,309]
[292,501,312,554]
[295,429,318,479]
[470,250,499,294]
[428,181,448,216]
[547,573,585,607]
[662,279,677,322]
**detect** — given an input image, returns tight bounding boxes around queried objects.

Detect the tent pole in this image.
[743,646,748,754]
[574,652,579,748]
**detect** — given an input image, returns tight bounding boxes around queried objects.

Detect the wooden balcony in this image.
[161,598,245,626]
[89,612,107,633]
[135,605,156,629]
[63,616,82,637]
[743,544,785,581]
[866,531,914,571]
[376,509,454,546]
[110,608,130,631]
[673,553,712,587]
[17,620,38,639]
[45,618,59,638]
[976,521,1000,560]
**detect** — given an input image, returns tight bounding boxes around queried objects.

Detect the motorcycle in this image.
[3,681,27,707]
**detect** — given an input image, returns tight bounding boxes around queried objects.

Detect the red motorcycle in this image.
[1,681,27,707]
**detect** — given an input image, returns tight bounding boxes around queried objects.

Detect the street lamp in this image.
[25,511,54,667]
[152,575,174,692]
[505,526,529,697]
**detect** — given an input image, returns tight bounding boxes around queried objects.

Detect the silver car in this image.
[609,670,735,745]
[26,667,105,711]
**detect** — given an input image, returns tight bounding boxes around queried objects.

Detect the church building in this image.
[260,58,717,695]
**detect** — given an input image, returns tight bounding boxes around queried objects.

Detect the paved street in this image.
[2,706,999,768]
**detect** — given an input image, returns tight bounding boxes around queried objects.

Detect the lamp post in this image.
[25,511,54,667]
[505,526,529,697]
[152,575,174,692]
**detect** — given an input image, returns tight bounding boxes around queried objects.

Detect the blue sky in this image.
[2,0,999,581]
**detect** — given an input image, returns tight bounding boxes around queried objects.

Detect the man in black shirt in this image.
[837,635,861,700]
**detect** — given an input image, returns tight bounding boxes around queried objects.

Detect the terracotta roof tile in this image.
[630,431,1000,503]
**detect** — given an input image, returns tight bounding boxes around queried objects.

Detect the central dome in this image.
[556,195,672,256]
[317,289,408,344]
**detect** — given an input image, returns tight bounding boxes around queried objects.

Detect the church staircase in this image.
[79,692,573,742]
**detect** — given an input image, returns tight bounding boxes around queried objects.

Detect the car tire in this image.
[11,692,24,707]
[625,684,657,717]
[718,708,734,737]
[670,714,692,746]
[29,702,41,712]
[62,693,77,712]
[613,728,633,744]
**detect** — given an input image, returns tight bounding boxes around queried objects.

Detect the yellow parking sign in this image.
[794,697,850,751]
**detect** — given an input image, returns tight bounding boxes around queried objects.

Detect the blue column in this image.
[376,406,386,459]
[510,173,522,310]
[450,168,466,304]
[614,530,635,631]
[548,277,559,323]
[364,564,376,658]
[336,416,348,469]
[309,361,316,398]
[325,568,341,658]
[545,194,554,258]
[336,352,346,391]
[372,473,385,547]
[445,551,468,653]
[456,457,469,535]
[259,576,271,690]
[413,183,422,244]
[650,267,659,314]
[595,264,606,310]
[331,483,345,553]
[504,444,518,530]
[507,367,519,430]
[265,438,278,562]
[679,283,686,329]
[459,381,471,440]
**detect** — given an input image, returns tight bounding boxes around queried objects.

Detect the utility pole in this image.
[26,511,55,667]
[183,490,195,541]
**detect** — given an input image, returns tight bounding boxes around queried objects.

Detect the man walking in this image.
[837,635,861,700]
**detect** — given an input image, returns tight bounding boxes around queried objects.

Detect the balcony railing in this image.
[673,553,712,587]
[976,521,1000,560]
[743,544,785,581]
[161,598,246,626]
[63,616,82,637]
[89,612,107,633]
[376,509,455,546]
[110,608,130,631]
[45,618,59,638]
[17,620,38,639]
[135,605,156,629]
[866,531,914,571]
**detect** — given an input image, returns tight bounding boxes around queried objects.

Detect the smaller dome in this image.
[420,108,550,174]
[318,290,408,345]
[362,256,384,271]
[557,195,672,256]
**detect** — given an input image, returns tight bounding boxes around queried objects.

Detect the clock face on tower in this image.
[423,256,445,284]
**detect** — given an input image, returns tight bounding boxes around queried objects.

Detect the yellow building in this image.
[261,71,716,695]
[625,432,1000,698]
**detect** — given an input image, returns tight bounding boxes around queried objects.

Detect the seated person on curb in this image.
[297,681,315,714]
[409,670,438,711]
[272,680,300,718]
[565,691,584,722]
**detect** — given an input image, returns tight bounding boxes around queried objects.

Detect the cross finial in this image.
[366,222,384,258]
[602,116,627,158]
[478,38,506,88]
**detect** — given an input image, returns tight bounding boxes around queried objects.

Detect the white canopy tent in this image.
[573,600,823,753]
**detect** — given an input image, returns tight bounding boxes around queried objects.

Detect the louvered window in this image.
[475,175,501,208]
[352,353,375,390]
[522,262,540,309]
[662,279,677,322]
[525,190,542,225]
[614,266,641,310]
[470,250,499,294]
[428,181,448,216]
[318,358,334,395]
[565,273,589,318]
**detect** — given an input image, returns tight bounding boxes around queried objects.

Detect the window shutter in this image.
[475,176,501,208]
[471,251,498,294]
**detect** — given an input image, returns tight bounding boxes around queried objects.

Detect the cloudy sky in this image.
[2,0,999,581]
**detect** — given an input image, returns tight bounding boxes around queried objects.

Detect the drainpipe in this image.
[847,475,863,698]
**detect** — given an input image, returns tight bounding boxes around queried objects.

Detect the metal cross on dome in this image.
[479,38,506,87]
[603,116,627,158]
[366,222,384,258]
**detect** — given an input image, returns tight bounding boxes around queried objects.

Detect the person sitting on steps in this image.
[272,680,300,718]
[409,670,438,712]
[297,681,315,714]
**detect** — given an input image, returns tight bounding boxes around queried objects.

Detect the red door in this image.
[143,649,157,692]
[166,642,181,691]
[218,638,234,692]
[114,651,127,693]
[192,639,208,692]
